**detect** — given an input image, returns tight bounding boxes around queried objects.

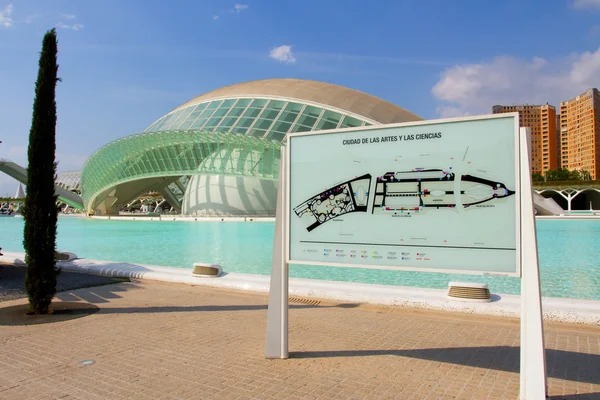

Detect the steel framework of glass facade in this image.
[81,96,375,214]
[144,97,372,141]
[81,131,281,212]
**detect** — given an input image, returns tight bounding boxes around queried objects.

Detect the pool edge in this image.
[2,251,599,325]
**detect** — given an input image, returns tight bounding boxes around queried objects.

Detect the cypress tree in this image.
[23,28,60,315]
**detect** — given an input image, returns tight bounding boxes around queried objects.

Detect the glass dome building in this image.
[81,78,422,216]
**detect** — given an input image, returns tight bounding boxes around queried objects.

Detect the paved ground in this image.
[0,281,598,400]
[0,263,128,302]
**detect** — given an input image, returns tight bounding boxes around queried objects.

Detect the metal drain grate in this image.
[289,297,321,306]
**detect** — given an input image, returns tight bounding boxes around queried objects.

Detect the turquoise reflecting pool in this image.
[1,217,599,300]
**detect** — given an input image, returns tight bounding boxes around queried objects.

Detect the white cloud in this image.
[435,106,472,119]
[431,48,600,116]
[60,13,76,19]
[571,0,600,9]
[269,45,296,64]
[0,3,14,28]
[56,22,84,31]
[234,3,248,12]
[213,15,219,20]
[23,13,41,24]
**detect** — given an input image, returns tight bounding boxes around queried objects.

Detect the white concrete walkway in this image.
[2,251,599,325]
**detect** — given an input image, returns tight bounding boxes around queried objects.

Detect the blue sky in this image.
[1,0,600,195]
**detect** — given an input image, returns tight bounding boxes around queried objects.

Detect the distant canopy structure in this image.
[55,171,82,192]
[14,183,25,198]
[79,78,423,216]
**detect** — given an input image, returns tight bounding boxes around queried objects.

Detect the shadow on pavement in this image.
[0,263,129,302]
[549,394,600,400]
[290,347,600,385]
[0,302,100,326]
[54,282,140,304]
[88,302,359,313]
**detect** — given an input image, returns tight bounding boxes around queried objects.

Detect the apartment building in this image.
[559,88,600,179]
[492,104,558,174]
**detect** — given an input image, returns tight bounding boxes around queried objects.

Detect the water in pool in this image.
[1,217,599,300]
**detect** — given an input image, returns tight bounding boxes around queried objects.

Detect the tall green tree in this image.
[545,168,573,181]
[532,172,544,182]
[23,28,60,315]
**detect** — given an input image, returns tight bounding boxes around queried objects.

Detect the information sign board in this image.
[286,114,521,276]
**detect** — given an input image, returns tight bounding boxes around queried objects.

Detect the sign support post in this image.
[519,127,548,399]
[265,146,289,359]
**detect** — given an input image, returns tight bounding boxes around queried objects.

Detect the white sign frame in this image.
[265,115,546,400]
[286,114,522,277]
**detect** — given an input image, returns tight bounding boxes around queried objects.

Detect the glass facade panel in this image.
[253,119,274,131]
[190,117,208,129]
[233,117,255,129]
[161,110,185,130]
[234,98,252,107]
[284,102,303,112]
[266,100,285,110]
[194,103,209,112]
[220,99,237,108]
[315,119,338,131]
[303,105,321,118]
[148,116,170,132]
[268,131,286,142]
[218,117,238,129]
[169,106,197,130]
[211,106,231,118]
[248,128,267,138]
[154,114,176,130]
[291,124,313,133]
[320,110,343,124]
[279,111,300,123]
[204,117,223,129]
[242,108,262,118]
[213,125,231,133]
[178,120,195,130]
[226,107,245,118]
[340,116,363,128]
[249,98,268,108]
[260,108,282,120]
[230,126,248,134]
[198,107,216,119]
[179,104,208,129]
[205,100,223,110]
[271,121,292,133]
[295,107,321,127]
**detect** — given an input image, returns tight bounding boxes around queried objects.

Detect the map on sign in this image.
[287,115,520,275]
[293,174,372,232]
